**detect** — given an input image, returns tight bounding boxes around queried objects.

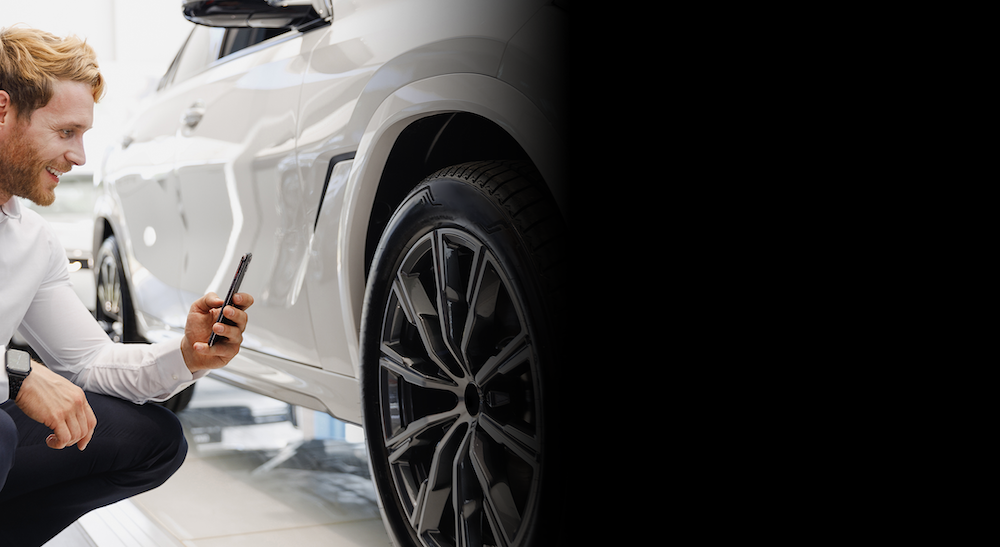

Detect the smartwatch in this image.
[5,348,32,401]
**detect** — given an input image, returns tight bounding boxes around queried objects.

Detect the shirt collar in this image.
[0,195,23,223]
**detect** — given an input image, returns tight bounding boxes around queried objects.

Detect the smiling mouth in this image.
[46,166,65,181]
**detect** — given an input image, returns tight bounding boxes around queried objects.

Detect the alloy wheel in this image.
[95,237,125,341]
[376,228,543,547]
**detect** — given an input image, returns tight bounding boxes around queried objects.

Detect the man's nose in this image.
[67,139,86,167]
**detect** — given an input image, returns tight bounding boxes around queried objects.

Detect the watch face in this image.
[6,349,30,373]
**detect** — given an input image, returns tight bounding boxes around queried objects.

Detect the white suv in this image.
[94,1,569,545]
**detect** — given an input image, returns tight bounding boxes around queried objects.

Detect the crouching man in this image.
[0,25,255,546]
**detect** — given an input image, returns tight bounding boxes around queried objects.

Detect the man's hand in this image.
[15,363,97,450]
[180,292,254,373]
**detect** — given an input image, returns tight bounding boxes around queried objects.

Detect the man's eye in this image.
[61,129,74,137]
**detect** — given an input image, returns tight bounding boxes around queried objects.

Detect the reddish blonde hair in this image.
[0,25,104,120]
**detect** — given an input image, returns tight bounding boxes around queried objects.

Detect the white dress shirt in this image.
[2,196,205,404]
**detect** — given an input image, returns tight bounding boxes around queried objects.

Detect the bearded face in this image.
[0,80,93,208]
[0,117,59,206]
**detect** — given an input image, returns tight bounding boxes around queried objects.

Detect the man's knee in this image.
[86,394,189,491]
[152,404,188,478]
[132,403,188,487]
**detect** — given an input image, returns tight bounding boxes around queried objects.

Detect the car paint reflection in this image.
[175,377,378,514]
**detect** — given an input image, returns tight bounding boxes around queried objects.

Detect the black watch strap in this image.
[7,373,27,401]
[5,348,32,401]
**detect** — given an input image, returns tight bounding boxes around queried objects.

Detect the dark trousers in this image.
[0,392,187,546]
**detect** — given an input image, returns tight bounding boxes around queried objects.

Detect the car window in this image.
[221,27,289,58]
[158,26,290,91]
[170,25,226,86]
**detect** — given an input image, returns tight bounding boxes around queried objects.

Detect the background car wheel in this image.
[360,161,566,547]
[95,235,195,413]
[95,235,138,343]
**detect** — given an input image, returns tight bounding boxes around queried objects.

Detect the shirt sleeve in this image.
[15,231,206,404]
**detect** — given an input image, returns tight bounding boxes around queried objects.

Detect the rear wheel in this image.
[95,235,138,343]
[360,161,566,547]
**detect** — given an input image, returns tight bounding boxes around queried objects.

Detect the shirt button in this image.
[172,374,178,380]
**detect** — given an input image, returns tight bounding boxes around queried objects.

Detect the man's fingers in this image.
[78,429,94,451]
[199,292,253,315]
[46,396,98,450]
[47,422,72,449]
[192,292,223,314]
[232,292,254,310]
[17,365,99,450]
[210,320,244,346]
[183,291,252,372]
[79,401,98,451]
[209,300,249,339]
[223,304,249,327]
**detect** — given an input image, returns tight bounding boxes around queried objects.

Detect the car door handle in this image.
[182,102,205,128]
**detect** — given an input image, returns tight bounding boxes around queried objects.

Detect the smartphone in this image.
[208,253,252,347]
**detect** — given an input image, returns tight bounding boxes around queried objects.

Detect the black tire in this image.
[360,160,566,547]
[95,235,139,343]
[95,235,195,413]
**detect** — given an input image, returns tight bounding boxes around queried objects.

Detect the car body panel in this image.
[211,346,363,423]
[321,72,569,382]
[95,0,568,427]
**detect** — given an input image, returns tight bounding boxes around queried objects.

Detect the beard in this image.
[0,123,58,207]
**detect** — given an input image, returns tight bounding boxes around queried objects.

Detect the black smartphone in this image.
[208,253,252,347]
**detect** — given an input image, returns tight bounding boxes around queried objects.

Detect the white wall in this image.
[3,0,194,174]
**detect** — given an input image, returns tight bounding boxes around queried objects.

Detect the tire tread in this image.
[428,160,567,306]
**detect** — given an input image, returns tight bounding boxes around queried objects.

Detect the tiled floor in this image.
[44,376,391,547]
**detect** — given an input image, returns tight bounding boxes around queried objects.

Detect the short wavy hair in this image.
[0,25,105,121]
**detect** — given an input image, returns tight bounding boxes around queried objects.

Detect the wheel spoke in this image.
[385,409,460,457]
[454,429,483,547]
[97,251,121,321]
[478,414,539,471]
[381,346,463,453]
[380,348,460,393]
[474,332,529,388]
[460,253,526,383]
[470,428,519,547]
[412,420,468,537]
[99,262,110,314]
[394,266,464,383]
[434,231,480,377]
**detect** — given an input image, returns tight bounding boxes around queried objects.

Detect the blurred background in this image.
[5,3,387,545]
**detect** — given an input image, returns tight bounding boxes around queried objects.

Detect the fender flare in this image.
[335,73,568,375]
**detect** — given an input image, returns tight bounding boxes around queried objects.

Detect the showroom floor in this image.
[42,377,391,547]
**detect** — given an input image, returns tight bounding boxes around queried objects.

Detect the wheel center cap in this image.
[465,383,482,416]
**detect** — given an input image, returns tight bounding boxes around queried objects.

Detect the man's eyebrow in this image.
[59,122,93,131]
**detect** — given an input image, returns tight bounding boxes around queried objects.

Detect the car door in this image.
[109,23,323,365]
[169,26,323,365]
[107,25,228,332]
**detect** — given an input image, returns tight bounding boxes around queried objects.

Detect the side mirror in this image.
[182,0,330,29]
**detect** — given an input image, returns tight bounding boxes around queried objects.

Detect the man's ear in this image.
[0,90,10,127]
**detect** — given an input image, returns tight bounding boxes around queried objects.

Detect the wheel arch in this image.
[336,73,569,361]
[363,111,532,278]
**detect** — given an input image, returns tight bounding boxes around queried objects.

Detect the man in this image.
[1,26,254,545]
